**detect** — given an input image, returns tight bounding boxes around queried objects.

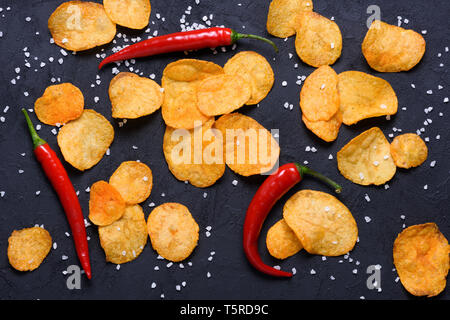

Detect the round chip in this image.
[34,83,84,126]
[266,219,303,260]
[48,1,116,51]
[57,109,114,171]
[147,203,199,262]
[390,133,428,169]
[99,204,148,264]
[103,0,151,29]
[89,180,125,226]
[393,223,449,297]
[337,127,396,186]
[295,12,342,67]
[266,0,313,38]
[302,111,342,142]
[338,71,398,125]
[224,51,274,105]
[283,190,358,256]
[8,227,52,272]
[109,72,164,119]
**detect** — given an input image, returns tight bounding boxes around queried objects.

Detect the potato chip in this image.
[89,180,125,226]
[147,203,199,262]
[338,71,398,125]
[57,109,114,171]
[302,111,342,142]
[266,0,313,38]
[283,190,358,256]
[8,227,52,271]
[300,65,340,122]
[163,119,225,188]
[337,127,396,185]
[223,51,274,105]
[103,0,151,29]
[99,204,148,264]
[214,113,280,176]
[393,223,449,297]
[109,161,153,204]
[34,83,84,126]
[48,1,116,51]
[109,72,164,119]
[362,20,426,72]
[390,133,428,169]
[266,219,303,260]
[295,12,342,67]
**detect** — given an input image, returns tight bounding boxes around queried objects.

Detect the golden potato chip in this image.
[214,113,280,176]
[283,190,358,256]
[8,227,52,272]
[362,20,426,72]
[302,111,342,142]
[295,12,342,67]
[99,204,148,264]
[109,72,164,119]
[48,1,116,51]
[337,127,396,185]
[103,0,151,29]
[393,223,449,297]
[224,51,274,105]
[266,0,313,38]
[390,133,428,169]
[34,83,84,126]
[89,180,125,226]
[163,119,225,188]
[300,65,340,122]
[266,219,303,260]
[57,109,114,171]
[147,203,199,262]
[338,71,398,125]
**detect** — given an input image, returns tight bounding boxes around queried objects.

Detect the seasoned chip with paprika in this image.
[103,0,151,30]
[266,0,313,38]
[390,133,428,169]
[302,111,342,142]
[266,219,303,259]
[89,180,125,226]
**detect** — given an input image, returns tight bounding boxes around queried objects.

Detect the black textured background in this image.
[0,0,449,300]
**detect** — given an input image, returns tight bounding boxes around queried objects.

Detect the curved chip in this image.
[338,71,398,125]
[337,127,396,185]
[99,204,148,264]
[266,219,303,260]
[109,72,164,119]
[362,20,426,72]
[34,83,84,126]
[393,223,449,297]
[302,111,342,142]
[89,180,125,226]
[57,109,114,171]
[48,1,116,51]
[103,0,151,30]
[266,0,313,38]
[147,203,199,262]
[109,161,153,204]
[8,227,52,272]
[390,133,428,169]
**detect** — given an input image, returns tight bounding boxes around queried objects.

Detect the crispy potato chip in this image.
[224,51,274,105]
[109,72,164,119]
[300,65,340,122]
[34,83,84,126]
[393,223,449,297]
[362,20,426,72]
[89,180,125,226]
[109,161,153,204]
[8,227,52,271]
[103,0,151,29]
[57,109,114,171]
[147,203,199,262]
[337,127,396,185]
[390,134,428,169]
[266,0,313,38]
[283,190,358,256]
[99,204,148,264]
[266,219,303,259]
[48,1,116,51]
[302,111,342,142]
[295,12,342,67]
[214,113,280,176]
[338,71,398,125]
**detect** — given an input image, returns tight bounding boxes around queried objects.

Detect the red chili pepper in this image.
[22,109,92,279]
[98,27,278,69]
[243,163,342,277]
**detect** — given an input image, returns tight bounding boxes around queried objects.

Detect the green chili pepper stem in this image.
[22,108,47,149]
[295,163,342,194]
[232,31,279,53]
